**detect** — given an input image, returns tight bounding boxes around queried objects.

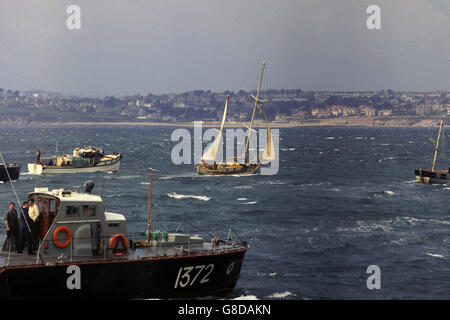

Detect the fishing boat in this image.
[0,164,20,182]
[414,120,450,184]
[27,142,122,175]
[0,153,20,182]
[0,170,249,299]
[194,61,275,175]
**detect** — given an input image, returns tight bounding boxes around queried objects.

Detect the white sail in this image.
[202,96,229,161]
[260,108,275,161]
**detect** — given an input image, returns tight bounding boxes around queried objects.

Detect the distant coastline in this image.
[25,116,445,128]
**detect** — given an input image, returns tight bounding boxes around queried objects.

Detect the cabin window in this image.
[82,205,96,217]
[66,206,80,218]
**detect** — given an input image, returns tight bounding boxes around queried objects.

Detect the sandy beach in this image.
[27,116,445,128]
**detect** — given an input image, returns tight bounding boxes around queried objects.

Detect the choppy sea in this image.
[1,125,450,299]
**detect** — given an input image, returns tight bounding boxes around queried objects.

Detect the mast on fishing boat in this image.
[147,168,156,244]
[243,61,266,164]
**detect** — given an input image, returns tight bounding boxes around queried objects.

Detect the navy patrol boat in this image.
[0,171,249,299]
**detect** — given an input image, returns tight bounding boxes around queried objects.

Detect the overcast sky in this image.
[0,0,449,97]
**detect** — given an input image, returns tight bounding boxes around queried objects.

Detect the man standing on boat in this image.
[28,199,40,242]
[17,202,35,254]
[2,202,20,252]
[36,150,41,164]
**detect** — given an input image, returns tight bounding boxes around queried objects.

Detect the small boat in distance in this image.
[414,120,449,184]
[0,152,20,182]
[195,61,275,175]
[28,141,122,175]
[0,164,20,182]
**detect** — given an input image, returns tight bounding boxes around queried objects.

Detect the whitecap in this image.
[237,198,248,201]
[267,292,296,299]
[232,295,259,300]
[167,192,211,201]
[426,252,444,258]
[234,185,254,189]
[268,181,285,185]
[240,201,257,205]
[325,137,335,140]
[384,190,395,195]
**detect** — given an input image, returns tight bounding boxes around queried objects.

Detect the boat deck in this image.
[0,241,246,268]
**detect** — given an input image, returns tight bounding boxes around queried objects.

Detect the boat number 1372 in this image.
[174,264,214,288]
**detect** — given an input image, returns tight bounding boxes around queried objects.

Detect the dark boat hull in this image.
[414,169,449,184]
[195,163,261,175]
[0,165,20,182]
[0,247,248,299]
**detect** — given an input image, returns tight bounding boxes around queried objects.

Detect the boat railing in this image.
[0,228,246,267]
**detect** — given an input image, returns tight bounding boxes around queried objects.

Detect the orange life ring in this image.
[53,226,72,249]
[109,234,128,256]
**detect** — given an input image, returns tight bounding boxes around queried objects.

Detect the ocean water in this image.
[1,125,450,300]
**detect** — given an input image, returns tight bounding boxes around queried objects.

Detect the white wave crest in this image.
[167,192,211,201]
[232,295,259,300]
[239,201,257,205]
[267,291,296,299]
[233,185,254,189]
[426,252,444,258]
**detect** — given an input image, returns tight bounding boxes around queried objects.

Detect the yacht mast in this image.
[432,120,444,172]
[243,61,266,163]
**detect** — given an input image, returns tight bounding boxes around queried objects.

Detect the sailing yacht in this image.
[194,61,275,175]
[414,120,450,184]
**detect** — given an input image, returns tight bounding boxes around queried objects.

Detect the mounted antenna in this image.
[147,168,157,244]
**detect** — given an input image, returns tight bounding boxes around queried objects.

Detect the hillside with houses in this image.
[0,87,448,125]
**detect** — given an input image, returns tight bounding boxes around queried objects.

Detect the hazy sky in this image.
[0,0,449,96]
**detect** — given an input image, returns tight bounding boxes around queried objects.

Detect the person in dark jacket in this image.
[16,202,35,254]
[2,202,20,252]
[36,150,41,164]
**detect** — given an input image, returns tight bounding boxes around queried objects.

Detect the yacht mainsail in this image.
[260,108,275,162]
